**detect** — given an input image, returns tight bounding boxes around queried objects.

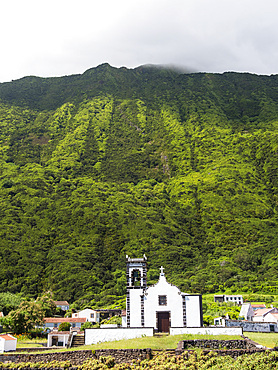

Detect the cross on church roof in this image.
[160,266,164,275]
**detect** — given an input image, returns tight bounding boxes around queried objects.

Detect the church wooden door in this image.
[157,312,170,332]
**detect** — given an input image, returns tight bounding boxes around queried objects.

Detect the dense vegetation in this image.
[0,64,277,307]
[2,351,278,369]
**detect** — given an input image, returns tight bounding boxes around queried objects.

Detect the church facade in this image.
[122,255,203,332]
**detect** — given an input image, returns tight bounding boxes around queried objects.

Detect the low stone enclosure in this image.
[225,319,278,332]
[0,349,151,366]
[0,338,272,367]
[177,338,257,350]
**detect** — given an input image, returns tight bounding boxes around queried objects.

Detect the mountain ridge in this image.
[0,64,277,306]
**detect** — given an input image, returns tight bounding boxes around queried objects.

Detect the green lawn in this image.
[14,332,278,354]
[65,334,243,351]
[16,338,47,348]
[245,332,278,349]
[15,334,242,353]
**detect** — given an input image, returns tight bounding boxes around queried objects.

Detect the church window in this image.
[159,295,167,306]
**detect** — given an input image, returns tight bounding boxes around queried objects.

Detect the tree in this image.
[58,322,71,331]
[36,294,57,317]
[0,293,23,315]
[1,294,56,334]
[2,301,45,334]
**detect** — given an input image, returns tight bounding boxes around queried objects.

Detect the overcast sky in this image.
[1,0,278,82]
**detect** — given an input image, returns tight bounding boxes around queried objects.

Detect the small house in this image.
[214,317,225,326]
[54,301,69,311]
[0,334,17,352]
[72,308,121,323]
[260,311,278,324]
[239,303,254,321]
[214,295,243,305]
[253,308,278,322]
[47,331,70,347]
[72,309,98,322]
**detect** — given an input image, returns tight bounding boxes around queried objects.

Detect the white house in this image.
[261,312,278,324]
[0,334,17,352]
[72,308,121,323]
[122,255,203,332]
[239,303,255,321]
[47,331,70,347]
[214,295,243,305]
[253,308,278,322]
[72,309,98,323]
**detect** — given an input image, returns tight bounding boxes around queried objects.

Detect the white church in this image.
[122,255,203,331]
[85,255,241,344]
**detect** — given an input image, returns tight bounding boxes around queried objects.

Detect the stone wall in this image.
[0,348,151,366]
[0,345,272,368]
[180,348,267,359]
[225,319,278,332]
[177,339,256,350]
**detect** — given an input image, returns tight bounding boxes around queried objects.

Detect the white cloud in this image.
[0,0,278,82]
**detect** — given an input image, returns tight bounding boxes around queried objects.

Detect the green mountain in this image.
[0,64,277,306]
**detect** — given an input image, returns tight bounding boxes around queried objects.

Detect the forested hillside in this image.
[0,64,277,307]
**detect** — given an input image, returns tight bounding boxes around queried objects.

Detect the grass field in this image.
[244,332,278,348]
[15,332,278,352]
[18,334,242,353]
[16,338,47,348]
[86,334,243,350]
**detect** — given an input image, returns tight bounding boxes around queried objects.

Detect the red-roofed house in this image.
[251,304,266,311]
[263,312,278,324]
[0,334,17,352]
[253,308,278,322]
[43,317,86,330]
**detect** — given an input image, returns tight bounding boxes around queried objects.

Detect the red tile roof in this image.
[49,331,71,334]
[0,334,16,341]
[44,317,86,323]
[254,308,273,316]
[251,304,266,308]
[54,301,69,305]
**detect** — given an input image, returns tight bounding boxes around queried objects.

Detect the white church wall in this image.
[184,295,202,327]
[144,275,184,328]
[85,328,154,345]
[170,327,243,336]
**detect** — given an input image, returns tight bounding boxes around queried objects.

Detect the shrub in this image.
[81,321,95,331]
[58,322,71,331]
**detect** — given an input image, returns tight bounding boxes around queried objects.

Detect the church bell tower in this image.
[126,255,147,327]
